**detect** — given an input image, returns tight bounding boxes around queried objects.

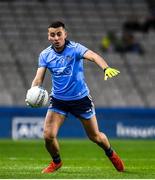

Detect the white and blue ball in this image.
[26,86,49,107]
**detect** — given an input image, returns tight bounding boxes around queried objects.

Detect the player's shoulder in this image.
[40,45,52,57]
[66,40,80,48]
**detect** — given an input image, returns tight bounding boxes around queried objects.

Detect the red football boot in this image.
[42,161,62,174]
[108,151,125,172]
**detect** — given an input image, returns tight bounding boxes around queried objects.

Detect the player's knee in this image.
[88,132,101,143]
[88,132,107,144]
[43,130,56,141]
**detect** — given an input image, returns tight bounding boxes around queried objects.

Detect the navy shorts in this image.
[48,95,96,120]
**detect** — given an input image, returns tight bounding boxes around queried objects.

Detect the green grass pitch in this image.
[0,139,155,179]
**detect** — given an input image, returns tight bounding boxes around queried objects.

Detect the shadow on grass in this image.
[121,169,155,179]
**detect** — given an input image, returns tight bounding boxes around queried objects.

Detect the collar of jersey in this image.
[51,40,69,54]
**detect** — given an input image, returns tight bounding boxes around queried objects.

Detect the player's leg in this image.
[43,110,65,159]
[80,115,110,150]
[42,110,65,173]
[80,115,125,172]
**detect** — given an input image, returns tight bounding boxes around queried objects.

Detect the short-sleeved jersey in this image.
[38,40,89,100]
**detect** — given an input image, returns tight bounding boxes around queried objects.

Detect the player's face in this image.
[48,27,67,51]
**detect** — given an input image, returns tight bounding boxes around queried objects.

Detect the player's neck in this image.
[54,45,65,53]
[52,40,69,54]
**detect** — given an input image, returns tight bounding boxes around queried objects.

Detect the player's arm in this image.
[83,50,109,70]
[25,67,46,107]
[83,50,120,80]
[31,67,47,87]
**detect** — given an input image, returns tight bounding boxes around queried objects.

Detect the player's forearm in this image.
[84,50,109,70]
[31,67,46,87]
[31,78,43,87]
[92,54,109,70]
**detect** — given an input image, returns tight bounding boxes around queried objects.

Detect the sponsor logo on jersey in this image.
[52,65,72,76]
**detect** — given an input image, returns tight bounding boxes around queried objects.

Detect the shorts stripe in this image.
[48,107,67,116]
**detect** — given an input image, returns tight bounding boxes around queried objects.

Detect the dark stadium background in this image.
[1,0,155,178]
[0,0,155,139]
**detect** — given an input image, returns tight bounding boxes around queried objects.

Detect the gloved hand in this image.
[104,67,120,80]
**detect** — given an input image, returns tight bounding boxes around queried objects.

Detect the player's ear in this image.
[64,30,67,38]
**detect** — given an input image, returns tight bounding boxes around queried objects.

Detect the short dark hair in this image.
[48,21,65,29]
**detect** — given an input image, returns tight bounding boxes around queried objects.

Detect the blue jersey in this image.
[38,40,89,100]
